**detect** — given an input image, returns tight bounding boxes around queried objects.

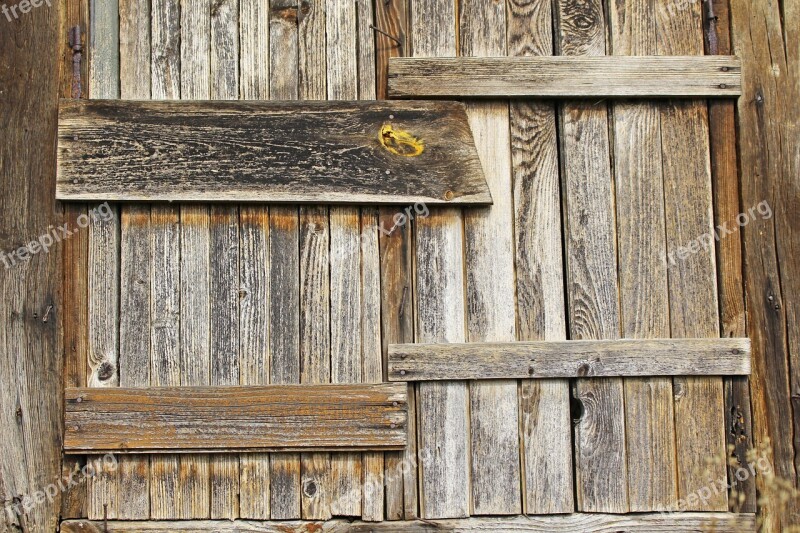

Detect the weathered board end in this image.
[56,99,492,205]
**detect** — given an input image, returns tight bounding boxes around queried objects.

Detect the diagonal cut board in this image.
[388,338,750,381]
[64,383,407,454]
[56,99,491,204]
[388,56,741,98]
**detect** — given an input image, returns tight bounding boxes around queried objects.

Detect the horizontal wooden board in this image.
[388,338,750,381]
[56,99,491,204]
[388,56,742,98]
[61,513,756,532]
[64,384,407,453]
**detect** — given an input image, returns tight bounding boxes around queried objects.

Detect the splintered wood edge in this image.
[60,513,757,532]
[388,56,743,98]
[64,383,408,454]
[388,338,751,381]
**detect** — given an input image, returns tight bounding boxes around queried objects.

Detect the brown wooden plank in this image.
[388,56,742,98]
[555,0,629,513]
[64,384,408,453]
[657,0,728,512]
[0,2,63,530]
[459,0,521,516]
[61,513,757,532]
[731,0,800,527]
[507,0,573,515]
[411,0,470,520]
[56,99,491,205]
[707,0,755,513]
[389,339,750,380]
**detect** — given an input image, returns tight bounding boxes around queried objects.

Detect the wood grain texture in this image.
[459,0,521,516]
[507,0,572,515]
[151,0,180,100]
[608,0,676,512]
[731,0,800,527]
[555,0,629,513]
[56,99,491,205]
[389,339,751,380]
[0,3,63,531]
[411,0,470,520]
[64,385,408,452]
[61,513,757,532]
[707,0,755,513]
[388,56,742,97]
[657,0,727,512]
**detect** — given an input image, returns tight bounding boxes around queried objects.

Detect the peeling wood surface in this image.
[56,99,491,205]
[64,384,408,453]
[388,56,742,97]
[389,339,751,380]
[61,513,757,532]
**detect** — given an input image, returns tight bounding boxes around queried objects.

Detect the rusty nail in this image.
[444,191,454,201]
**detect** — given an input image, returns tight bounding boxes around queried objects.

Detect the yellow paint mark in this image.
[379,124,424,157]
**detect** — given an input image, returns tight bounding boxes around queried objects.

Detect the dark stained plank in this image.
[707,0,755,513]
[389,339,751,380]
[731,0,800,527]
[56,99,491,205]
[507,0,573,515]
[64,384,408,453]
[555,0,629,513]
[388,56,742,98]
[0,2,62,531]
[60,513,757,532]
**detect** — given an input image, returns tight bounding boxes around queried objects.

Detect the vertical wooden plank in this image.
[267,0,301,519]
[117,0,152,517]
[149,205,182,519]
[656,0,727,511]
[149,0,181,517]
[238,0,271,518]
[458,0,521,516]
[707,0,755,512]
[375,0,415,520]
[209,206,240,519]
[410,0,470,520]
[554,0,629,513]
[608,0,677,512]
[299,206,332,520]
[326,0,362,517]
[209,2,240,516]
[507,0,573,515]
[178,0,211,519]
[86,2,120,517]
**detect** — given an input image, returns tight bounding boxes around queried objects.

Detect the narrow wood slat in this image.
[389,339,751,380]
[388,56,741,97]
[61,513,757,532]
[64,384,408,453]
[56,99,491,205]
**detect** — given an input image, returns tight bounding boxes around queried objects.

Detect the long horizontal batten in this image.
[388,338,750,381]
[388,56,742,98]
[56,99,491,204]
[61,513,756,532]
[64,383,407,453]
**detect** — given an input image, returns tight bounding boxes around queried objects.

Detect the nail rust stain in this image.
[379,123,424,157]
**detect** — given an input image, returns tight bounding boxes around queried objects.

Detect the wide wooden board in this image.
[56,99,490,204]
[64,384,408,453]
[388,56,741,98]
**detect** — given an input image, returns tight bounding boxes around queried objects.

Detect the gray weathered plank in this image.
[388,56,742,98]
[64,384,408,453]
[56,99,491,205]
[61,513,757,532]
[389,339,751,380]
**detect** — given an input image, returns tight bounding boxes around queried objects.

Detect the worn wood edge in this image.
[388,338,751,380]
[61,513,757,532]
[388,56,742,97]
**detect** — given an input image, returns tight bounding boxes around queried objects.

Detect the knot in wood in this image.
[379,124,424,157]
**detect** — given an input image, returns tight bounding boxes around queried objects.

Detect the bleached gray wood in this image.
[388,56,742,97]
[389,338,751,380]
